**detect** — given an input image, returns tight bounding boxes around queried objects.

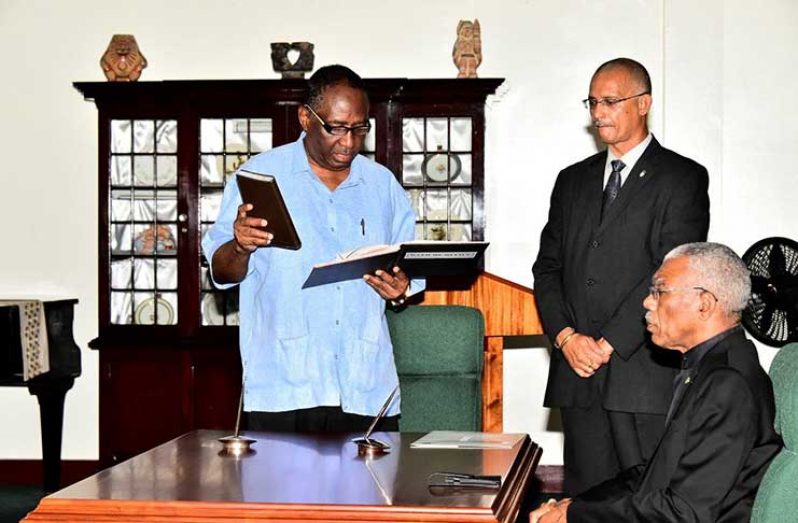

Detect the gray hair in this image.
[664,242,751,318]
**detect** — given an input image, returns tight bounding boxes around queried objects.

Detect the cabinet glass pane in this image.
[156,120,178,153]
[156,156,178,186]
[133,120,155,153]
[201,264,240,324]
[111,156,132,186]
[201,267,214,291]
[200,119,224,153]
[111,224,132,254]
[133,291,177,325]
[131,224,178,255]
[133,259,156,289]
[133,156,155,186]
[402,155,423,186]
[450,188,472,220]
[110,191,133,221]
[451,154,472,185]
[425,189,448,220]
[200,192,222,223]
[110,292,133,324]
[425,223,449,241]
[109,118,180,325]
[111,258,133,289]
[448,223,472,241]
[362,118,376,154]
[201,291,239,326]
[450,117,472,151]
[200,155,225,185]
[111,120,132,153]
[250,119,272,153]
[224,118,249,153]
[402,118,424,152]
[425,118,448,152]
[407,189,423,220]
[225,155,249,176]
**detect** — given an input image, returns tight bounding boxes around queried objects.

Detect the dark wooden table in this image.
[23,429,541,522]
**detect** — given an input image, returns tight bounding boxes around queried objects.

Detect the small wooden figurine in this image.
[453,19,482,78]
[100,34,148,82]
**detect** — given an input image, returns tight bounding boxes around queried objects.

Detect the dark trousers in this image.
[561,401,665,496]
[246,405,399,433]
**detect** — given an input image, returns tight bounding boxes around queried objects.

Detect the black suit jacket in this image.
[532,137,710,413]
[568,329,782,522]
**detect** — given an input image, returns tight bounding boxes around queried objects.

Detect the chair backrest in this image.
[751,342,798,522]
[386,305,484,432]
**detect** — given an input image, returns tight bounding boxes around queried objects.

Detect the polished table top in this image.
[26,429,541,522]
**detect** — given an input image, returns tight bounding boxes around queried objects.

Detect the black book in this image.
[236,170,301,250]
[302,241,489,289]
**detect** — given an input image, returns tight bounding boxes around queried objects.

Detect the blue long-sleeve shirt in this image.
[202,135,419,416]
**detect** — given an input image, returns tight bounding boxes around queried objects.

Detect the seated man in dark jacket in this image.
[531,242,782,522]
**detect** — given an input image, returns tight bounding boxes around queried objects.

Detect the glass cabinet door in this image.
[109,119,179,325]
[401,116,475,241]
[198,117,274,327]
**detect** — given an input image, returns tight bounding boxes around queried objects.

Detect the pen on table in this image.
[360,218,365,236]
[427,472,502,488]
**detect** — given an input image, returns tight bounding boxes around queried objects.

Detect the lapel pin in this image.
[639,170,647,178]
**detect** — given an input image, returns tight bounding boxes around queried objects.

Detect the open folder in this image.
[410,431,526,450]
[302,241,488,289]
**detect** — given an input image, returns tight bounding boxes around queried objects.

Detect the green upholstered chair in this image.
[751,342,798,522]
[386,305,485,432]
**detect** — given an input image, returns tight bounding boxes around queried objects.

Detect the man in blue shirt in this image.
[202,65,418,432]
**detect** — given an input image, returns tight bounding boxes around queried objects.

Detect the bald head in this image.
[593,58,652,97]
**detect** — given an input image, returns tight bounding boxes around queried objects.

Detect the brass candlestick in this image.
[218,387,255,457]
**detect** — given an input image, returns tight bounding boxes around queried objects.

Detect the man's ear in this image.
[638,94,652,117]
[298,105,310,133]
[697,291,717,320]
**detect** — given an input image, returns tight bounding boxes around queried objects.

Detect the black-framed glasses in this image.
[304,104,371,137]
[582,92,650,110]
[648,286,719,302]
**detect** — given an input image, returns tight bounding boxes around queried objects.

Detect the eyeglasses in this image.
[648,286,719,302]
[304,104,371,137]
[582,92,650,110]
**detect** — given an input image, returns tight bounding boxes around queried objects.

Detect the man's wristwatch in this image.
[389,286,410,308]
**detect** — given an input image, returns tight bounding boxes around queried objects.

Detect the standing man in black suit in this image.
[532,58,710,495]
[531,242,781,522]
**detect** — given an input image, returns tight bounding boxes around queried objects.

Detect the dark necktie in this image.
[665,367,692,425]
[601,159,625,219]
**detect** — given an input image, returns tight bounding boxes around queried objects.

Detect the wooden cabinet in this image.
[74,78,503,465]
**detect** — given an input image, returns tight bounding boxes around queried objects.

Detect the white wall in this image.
[0,0,796,466]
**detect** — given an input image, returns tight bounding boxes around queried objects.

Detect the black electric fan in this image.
[741,237,798,347]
